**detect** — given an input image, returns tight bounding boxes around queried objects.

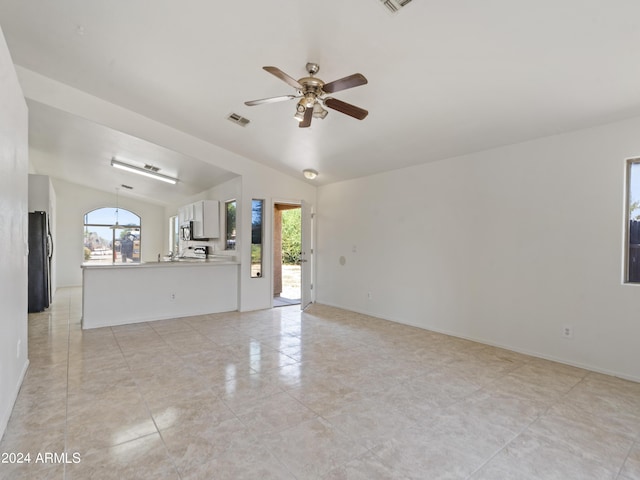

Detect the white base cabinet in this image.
[82,261,238,329]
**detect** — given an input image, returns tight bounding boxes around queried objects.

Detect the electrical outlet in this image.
[170,293,176,301]
[367,292,372,300]
[562,325,573,339]
[17,339,21,359]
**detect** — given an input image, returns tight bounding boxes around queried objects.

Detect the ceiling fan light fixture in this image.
[313,102,328,119]
[303,169,318,180]
[294,99,307,122]
[111,158,178,185]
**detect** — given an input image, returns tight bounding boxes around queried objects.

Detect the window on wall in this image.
[169,215,178,256]
[627,160,640,283]
[225,200,236,250]
[251,199,264,278]
[84,207,141,265]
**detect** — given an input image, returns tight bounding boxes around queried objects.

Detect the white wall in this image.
[165,172,318,312]
[0,27,29,440]
[317,116,640,382]
[239,171,315,311]
[16,68,317,310]
[165,176,242,256]
[172,173,317,311]
[51,178,166,287]
[207,176,242,255]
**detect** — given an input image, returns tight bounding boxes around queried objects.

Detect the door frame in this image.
[271,198,314,309]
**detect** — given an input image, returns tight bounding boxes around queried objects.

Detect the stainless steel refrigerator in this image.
[28,211,52,312]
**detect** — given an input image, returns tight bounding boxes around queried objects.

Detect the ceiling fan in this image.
[244,62,368,128]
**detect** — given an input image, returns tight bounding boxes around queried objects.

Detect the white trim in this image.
[0,359,29,441]
[315,301,640,384]
[270,198,304,309]
[623,157,640,284]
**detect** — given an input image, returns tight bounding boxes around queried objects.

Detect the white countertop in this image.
[82,255,239,328]
[82,257,239,269]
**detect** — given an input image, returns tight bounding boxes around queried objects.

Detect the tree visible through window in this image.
[251,199,263,278]
[225,200,236,250]
[84,207,141,265]
[627,160,640,283]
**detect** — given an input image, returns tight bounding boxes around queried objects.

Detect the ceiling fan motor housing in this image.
[291,76,325,111]
[297,77,324,95]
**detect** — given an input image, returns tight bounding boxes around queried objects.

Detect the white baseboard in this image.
[0,359,30,442]
[312,301,640,384]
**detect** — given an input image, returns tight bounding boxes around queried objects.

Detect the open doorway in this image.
[273,202,301,307]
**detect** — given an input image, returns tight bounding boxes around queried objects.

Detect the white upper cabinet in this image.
[189,200,220,239]
[178,203,195,224]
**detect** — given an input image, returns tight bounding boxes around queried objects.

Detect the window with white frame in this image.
[84,207,141,265]
[626,159,640,283]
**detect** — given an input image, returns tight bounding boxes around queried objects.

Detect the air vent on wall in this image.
[380,0,413,13]
[227,113,250,127]
[144,164,160,172]
[121,184,133,190]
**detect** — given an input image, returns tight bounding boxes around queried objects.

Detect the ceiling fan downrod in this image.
[305,62,320,76]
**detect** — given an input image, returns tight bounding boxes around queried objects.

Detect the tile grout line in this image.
[463,372,582,479]
[137,314,299,479]
[531,370,633,478]
[462,419,538,480]
[63,293,71,480]
[462,369,598,480]
[18,290,640,479]
[614,439,636,480]
[111,322,185,480]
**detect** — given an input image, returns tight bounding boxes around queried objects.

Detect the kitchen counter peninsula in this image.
[81,257,239,329]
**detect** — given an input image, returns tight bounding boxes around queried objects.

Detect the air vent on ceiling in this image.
[380,0,412,13]
[144,164,160,172]
[227,113,250,127]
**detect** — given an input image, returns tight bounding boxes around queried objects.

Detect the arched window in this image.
[83,207,142,264]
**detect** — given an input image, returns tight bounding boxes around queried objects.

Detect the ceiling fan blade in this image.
[244,95,297,106]
[263,66,303,90]
[324,98,368,120]
[299,106,313,128]
[323,73,368,94]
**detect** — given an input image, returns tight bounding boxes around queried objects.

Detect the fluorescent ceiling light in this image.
[111,158,178,185]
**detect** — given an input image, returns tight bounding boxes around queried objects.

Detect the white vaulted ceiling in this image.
[2,0,640,203]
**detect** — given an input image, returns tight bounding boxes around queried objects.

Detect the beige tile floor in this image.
[1,287,640,479]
